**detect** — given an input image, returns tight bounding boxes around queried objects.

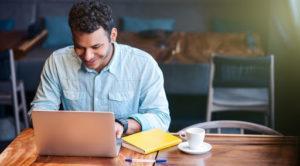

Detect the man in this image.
[30,0,170,138]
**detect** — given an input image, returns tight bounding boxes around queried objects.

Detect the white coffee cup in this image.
[180,127,205,150]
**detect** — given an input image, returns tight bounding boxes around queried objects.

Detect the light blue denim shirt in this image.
[30,42,170,131]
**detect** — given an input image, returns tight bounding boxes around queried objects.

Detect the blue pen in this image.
[125,158,167,163]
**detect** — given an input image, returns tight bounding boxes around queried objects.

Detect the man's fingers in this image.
[116,130,122,138]
[115,122,124,138]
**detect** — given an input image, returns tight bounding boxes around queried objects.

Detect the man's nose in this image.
[84,49,94,61]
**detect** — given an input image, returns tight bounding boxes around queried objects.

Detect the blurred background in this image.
[0,0,300,152]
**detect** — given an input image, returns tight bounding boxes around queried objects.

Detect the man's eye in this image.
[93,44,105,49]
[74,46,84,54]
[92,46,99,49]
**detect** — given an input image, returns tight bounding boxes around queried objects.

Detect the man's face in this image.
[72,27,117,72]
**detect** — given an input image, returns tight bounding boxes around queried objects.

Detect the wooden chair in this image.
[178,120,281,135]
[0,49,29,134]
[206,55,275,128]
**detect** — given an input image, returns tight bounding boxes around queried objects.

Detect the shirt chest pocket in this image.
[108,92,134,101]
[108,91,134,118]
[62,90,86,110]
[61,77,85,110]
[63,90,79,100]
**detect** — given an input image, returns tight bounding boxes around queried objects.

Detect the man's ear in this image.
[110,28,118,42]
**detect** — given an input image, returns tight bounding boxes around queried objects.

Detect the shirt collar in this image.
[106,42,120,77]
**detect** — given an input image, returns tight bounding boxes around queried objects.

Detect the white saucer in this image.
[177,142,212,155]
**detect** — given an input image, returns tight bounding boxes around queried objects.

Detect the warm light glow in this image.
[289,0,300,27]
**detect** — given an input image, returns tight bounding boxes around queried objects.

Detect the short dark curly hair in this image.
[68,0,115,34]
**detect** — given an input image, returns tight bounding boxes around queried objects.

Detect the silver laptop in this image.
[31,110,122,157]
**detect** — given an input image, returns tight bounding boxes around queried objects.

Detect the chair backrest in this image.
[179,120,281,135]
[207,54,275,128]
[211,55,274,88]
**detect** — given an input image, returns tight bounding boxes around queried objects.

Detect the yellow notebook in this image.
[122,128,182,154]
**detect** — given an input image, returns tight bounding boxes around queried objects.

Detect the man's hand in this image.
[127,119,141,135]
[115,119,142,138]
[115,122,124,138]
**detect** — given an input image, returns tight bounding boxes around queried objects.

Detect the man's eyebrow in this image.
[91,43,104,48]
[74,43,103,48]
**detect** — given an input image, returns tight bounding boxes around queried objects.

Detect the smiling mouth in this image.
[85,59,97,66]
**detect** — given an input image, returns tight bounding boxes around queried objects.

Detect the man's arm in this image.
[115,119,141,138]
[29,55,61,116]
[128,58,171,132]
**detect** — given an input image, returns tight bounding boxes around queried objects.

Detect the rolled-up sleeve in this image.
[129,59,170,131]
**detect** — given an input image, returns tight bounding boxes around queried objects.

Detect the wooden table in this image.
[0,30,47,59]
[0,31,26,52]
[0,129,156,166]
[157,134,299,166]
[0,129,298,166]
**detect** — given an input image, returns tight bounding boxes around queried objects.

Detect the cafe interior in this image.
[0,0,299,165]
